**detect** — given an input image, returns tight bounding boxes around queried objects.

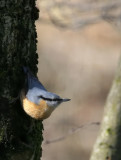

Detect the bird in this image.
[20,67,70,120]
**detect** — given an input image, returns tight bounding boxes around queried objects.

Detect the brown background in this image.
[36,2,121,159]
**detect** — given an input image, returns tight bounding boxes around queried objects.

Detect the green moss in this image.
[90,56,121,160]
[115,78,121,85]
[106,128,113,135]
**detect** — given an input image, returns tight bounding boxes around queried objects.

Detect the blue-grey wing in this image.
[23,66,47,91]
[28,74,47,91]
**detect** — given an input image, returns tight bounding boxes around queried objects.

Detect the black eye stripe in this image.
[39,95,62,102]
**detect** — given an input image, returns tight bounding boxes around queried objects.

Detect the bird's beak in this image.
[62,98,71,102]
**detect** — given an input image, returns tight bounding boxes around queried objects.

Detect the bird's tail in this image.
[22,66,35,90]
[23,66,30,74]
[23,66,35,77]
[23,66,28,73]
[22,66,47,91]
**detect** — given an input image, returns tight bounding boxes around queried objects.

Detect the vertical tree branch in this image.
[0,0,43,160]
[90,55,121,160]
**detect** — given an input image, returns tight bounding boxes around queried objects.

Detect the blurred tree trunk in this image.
[90,55,121,160]
[0,0,43,160]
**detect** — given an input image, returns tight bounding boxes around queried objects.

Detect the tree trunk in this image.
[0,0,43,160]
[90,55,121,160]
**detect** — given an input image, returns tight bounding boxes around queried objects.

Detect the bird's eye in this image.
[39,95,53,101]
[38,95,62,102]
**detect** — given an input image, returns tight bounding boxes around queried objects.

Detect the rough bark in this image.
[0,0,43,160]
[90,55,121,160]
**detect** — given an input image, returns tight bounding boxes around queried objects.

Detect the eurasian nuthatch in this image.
[20,67,70,120]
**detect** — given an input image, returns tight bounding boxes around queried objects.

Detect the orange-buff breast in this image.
[20,90,55,120]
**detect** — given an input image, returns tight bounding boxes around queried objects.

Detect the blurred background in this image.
[36,0,121,160]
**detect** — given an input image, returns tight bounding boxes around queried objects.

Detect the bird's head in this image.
[38,92,70,108]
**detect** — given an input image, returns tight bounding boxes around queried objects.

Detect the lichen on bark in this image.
[0,0,43,160]
[90,55,121,160]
